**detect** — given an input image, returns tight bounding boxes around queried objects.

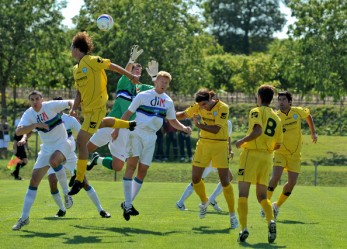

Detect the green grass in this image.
[0,180,347,249]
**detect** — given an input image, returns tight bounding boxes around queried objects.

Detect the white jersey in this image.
[62,113,81,150]
[227,120,232,137]
[128,89,176,133]
[18,100,70,144]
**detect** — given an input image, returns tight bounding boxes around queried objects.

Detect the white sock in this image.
[132,177,143,201]
[123,178,132,208]
[97,157,103,165]
[51,190,65,211]
[53,165,69,195]
[178,183,194,204]
[85,186,103,212]
[22,187,38,219]
[209,182,223,203]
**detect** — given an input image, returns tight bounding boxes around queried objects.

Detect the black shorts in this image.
[15,145,27,160]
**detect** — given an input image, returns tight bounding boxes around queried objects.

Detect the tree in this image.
[202,0,286,55]
[286,0,347,100]
[72,0,212,94]
[0,0,69,116]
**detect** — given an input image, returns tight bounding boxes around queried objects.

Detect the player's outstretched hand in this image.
[128,45,143,64]
[146,60,159,81]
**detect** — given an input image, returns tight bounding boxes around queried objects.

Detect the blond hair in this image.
[157,71,172,81]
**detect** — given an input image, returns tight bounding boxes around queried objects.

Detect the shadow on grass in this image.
[73,224,180,237]
[19,230,66,238]
[238,242,287,248]
[192,226,230,234]
[277,219,318,225]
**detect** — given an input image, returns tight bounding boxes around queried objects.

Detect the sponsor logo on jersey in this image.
[220,113,227,119]
[89,122,97,128]
[82,67,87,74]
[251,112,258,118]
[238,169,245,176]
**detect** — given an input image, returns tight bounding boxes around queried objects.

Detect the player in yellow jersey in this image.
[176,89,238,229]
[236,84,283,243]
[264,91,317,219]
[68,32,139,195]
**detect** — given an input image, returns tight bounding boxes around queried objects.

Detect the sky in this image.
[61,0,294,39]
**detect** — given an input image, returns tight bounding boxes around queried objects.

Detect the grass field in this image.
[1,181,347,249]
[0,134,346,248]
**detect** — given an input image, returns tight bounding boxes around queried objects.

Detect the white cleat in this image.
[12,217,30,231]
[64,194,73,209]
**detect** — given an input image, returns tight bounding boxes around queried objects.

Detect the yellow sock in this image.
[276,193,289,207]
[112,118,130,129]
[76,159,88,182]
[193,180,208,203]
[223,183,235,213]
[260,198,274,223]
[237,197,248,230]
[267,189,274,200]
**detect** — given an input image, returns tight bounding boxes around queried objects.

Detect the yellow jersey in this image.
[73,55,111,112]
[185,100,229,140]
[276,107,310,155]
[242,106,283,153]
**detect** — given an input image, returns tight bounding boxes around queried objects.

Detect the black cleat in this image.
[129,121,136,131]
[238,229,249,242]
[268,220,277,243]
[68,174,76,187]
[87,152,99,171]
[55,209,66,217]
[68,180,84,195]
[120,202,139,221]
[100,210,111,218]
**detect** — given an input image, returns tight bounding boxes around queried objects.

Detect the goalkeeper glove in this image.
[146,60,159,81]
[128,45,143,64]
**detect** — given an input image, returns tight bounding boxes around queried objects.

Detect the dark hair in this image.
[72,32,94,54]
[257,85,274,105]
[195,88,215,103]
[278,91,292,103]
[53,96,63,100]
[132,63,142,71]
[28,90,43,99]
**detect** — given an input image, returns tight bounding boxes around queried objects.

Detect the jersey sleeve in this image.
[90,56,111,70]
[184,103,199,118]
[128,93,142,113]
[248,107,262,128]
[296,107,310,118]
[214,104,229,127]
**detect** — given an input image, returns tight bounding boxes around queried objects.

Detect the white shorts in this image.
[48,150,77,176]
[34,139,73,170]
[89,127,113,147]
[202,162,217,178]
[126,129,157,166]
[109,128,130,162]
[0,139,8,149]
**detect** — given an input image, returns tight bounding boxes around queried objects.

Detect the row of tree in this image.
[1,0,346,117]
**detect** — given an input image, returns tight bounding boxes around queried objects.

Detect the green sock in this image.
[102,157,113,170]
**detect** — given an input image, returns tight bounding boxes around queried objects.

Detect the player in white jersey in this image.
[117,71,192,221]
[47,101,111,218]
[12,91,73,231]
[176,120,234,212]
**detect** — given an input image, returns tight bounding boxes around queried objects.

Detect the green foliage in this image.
[202,0,286,54]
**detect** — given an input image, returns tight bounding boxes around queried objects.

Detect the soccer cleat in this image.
[100,210,111,218]
[129,121,136,131]
[14,176,24,181]
[237,229,249,242]
[64,194,73,209]
[68,180,84,195]
[176,202,188,211]
[87,152,99,171]
[260,208,265,218]
[55,209,66,217]
[120,202,140,221]
[12,217,30,231]
[268,220,277,243]
[272,202,280,219]
[68,174,76,187]
[199,201,209,219]
[210,200,222,212]
[230,215,239,229]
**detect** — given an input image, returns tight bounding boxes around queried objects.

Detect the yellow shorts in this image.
[237,149,273,185]
[81,107,106,134]
[193,138,228,169]
[274,153,301,173]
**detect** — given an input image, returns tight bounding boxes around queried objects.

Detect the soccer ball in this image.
[96,14,114,31]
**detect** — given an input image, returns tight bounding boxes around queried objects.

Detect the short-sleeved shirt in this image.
[241,106,283,153]
[107,75,153,120]
[18,101,70,144]
[129,89,176,133]
[276,107,310,155]
[73,55,111,112]
[184,100,229,141]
